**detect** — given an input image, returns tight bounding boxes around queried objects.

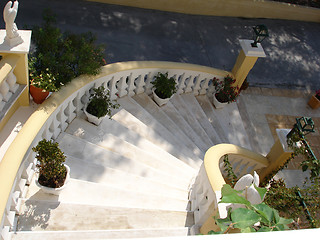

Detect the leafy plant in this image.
[264,178,319,229]
[86,86,120,119]
[286,128,320,180]
[151,72,177,99]
[29,9,105,90]
[32,139,67,188]
[223,154,238,187]
[29,57,61,92]
[213,76,239,103]
[208,184,293,234]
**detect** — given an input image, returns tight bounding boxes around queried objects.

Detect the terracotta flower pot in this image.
[308,95,320,109]
[30,84,49,104]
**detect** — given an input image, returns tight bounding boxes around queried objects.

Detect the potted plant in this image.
[308,90,320,109]
[29,57,61,104]
[32,139,70,195]
[212,76,239,109]
[151,72,177,106]
[84,86,120,125]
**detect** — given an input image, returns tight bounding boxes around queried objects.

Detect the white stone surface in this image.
[239,39,266,57]
[0,30,31,53]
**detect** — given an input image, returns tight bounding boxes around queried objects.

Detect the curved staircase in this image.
[10,91,251,240]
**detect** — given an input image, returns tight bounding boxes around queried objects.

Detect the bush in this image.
[86,86,120,119]
[151,72,177,99]
[30,9,105,90]
[32,139,67,188]
[264,178,320,229]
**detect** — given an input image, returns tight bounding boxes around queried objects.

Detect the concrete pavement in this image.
[1,0,319,91]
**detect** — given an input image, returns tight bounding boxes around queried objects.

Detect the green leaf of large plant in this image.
[254,185,268,200]
[253,203,274,225]
[231,208,261,229]
[220,184,251,206]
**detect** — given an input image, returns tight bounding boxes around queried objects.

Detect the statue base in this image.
[4,35,24,47]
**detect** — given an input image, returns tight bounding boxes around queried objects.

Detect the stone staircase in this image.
[11,92,251,240]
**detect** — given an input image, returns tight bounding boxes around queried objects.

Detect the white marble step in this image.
[170,94,214,150]
[17,199,193,231]
[57,133,191,189]
[111,105,202,169]
[195,95,228,143]
[66,117,197,176]
[159,100,208,153]
[62,156,189,199]
[207,97,252,149]
[132,93,204,160]
[11,227,189,240]
[64,118,195,179]
[180,93,222,145]
[24,178,189,211]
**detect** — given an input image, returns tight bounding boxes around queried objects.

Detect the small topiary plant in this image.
[32,139,67,188]
[151,72,177,99]
[86,86,120,119]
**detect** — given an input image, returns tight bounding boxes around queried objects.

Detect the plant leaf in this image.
[254,185,268,200]
[220,184,251,206]
[258,226,272,232]
[231,208,261,229]
[253,203,274,224]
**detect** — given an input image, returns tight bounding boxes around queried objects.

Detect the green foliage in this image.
[86,86,120,119]
[29,9,105,90]
[32,139,67,188]
[29,57,60,92]
[151,72,177,99]
[213,76,239,103]
[223,155,238,187]
[208,184,293,234]
[264,178,320,228]
[287,129,320,180]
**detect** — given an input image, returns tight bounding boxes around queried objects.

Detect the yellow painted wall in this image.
[88,0,320,23]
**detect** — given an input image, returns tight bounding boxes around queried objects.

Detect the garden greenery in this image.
[213,76,239,103]
[32,139,67,188]
[208,184,293,234]
[86,86,120,119]
[29,9,105,91]
[151,72,177,99]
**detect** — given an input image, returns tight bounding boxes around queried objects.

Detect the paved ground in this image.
[1,0,319,90]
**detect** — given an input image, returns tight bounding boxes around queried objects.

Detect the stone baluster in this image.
[6,71,19,93]
[0,80,12,102]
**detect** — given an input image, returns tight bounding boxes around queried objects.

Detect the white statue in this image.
[3,1,23,46]
[234,171,262,205]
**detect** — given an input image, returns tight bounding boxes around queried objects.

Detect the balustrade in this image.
[0,62,230,240]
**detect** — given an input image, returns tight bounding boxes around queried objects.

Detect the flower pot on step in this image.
[212,93,228,109]
[308,95,320,109]
[36,164,70,195]
[30,84,49,104]
[153,90,172,107]
[84,105,105,125]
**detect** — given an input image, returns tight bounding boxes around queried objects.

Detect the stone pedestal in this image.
[259,129,293,181]
[232,39,266,88]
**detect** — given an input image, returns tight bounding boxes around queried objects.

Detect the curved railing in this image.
[189,143,269,234]
[0,61,231,239]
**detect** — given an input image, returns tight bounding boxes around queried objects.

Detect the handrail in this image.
[204,144,269,191]
[189,144,269,234]
[0,61,231,235]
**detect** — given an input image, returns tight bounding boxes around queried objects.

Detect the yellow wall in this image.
[88,0,320,23]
